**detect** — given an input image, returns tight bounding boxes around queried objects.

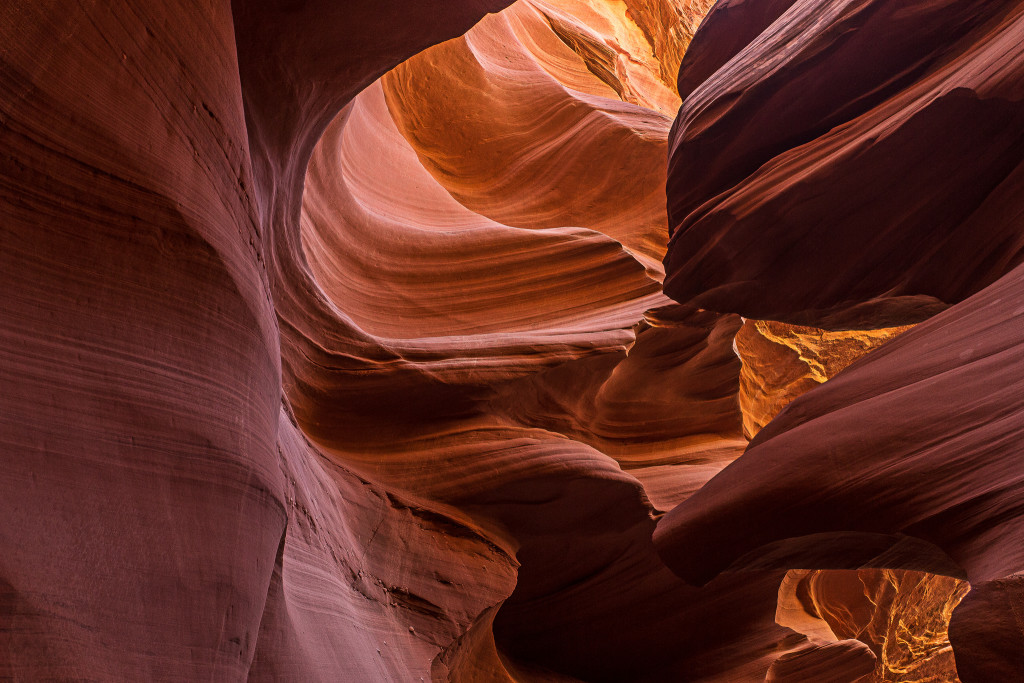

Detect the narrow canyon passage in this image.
[3,0,1024,681]
[288,3,972,679]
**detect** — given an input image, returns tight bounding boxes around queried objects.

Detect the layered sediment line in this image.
[657,1,1024,680]
[5,0,1024,680]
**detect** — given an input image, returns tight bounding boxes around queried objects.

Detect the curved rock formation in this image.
[5,0,1024,679]
[289,3,793,679]
[381,1,677,275]
[776,569,969,681]
[765,639,876,683]
[656,0,1024,680]
[3,0,777,680]
[664,0,1024,322]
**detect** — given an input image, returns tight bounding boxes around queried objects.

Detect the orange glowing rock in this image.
[777,569,969,682]
[735,319,914,438]
[7,0,1024,679]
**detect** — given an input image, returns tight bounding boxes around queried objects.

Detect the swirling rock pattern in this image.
[5,0,1024,680]
[657,0,1024,681]
[765,639,877,683]
[1,1,528,680]
[292,3,798,679]
[1,0,773,680]
[663,0,1024,321]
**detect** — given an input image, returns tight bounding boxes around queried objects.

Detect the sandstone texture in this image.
[734,319,916,439]
[3,0,1022,681]
[656,1,1024,681]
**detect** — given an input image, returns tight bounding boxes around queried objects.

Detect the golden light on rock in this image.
[8,0,1024,679]
[735,319,915,439]
[777,569,970,682]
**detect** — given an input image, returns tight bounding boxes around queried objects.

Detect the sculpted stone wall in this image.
[656,1,1024,681]
[3,0,1023,680]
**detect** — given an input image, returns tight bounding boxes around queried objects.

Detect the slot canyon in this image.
[2,0,1024,680]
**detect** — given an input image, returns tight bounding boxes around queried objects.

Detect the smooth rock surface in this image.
[657,2,1024,681]
[5,0,1023,679]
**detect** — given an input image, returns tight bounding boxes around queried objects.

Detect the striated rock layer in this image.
[657,0,1024,681]
[1,1,523,680]
[1,0,775,680]
[4,0,1023,680]
[663,0,1024,321]
[290,3,798,679]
